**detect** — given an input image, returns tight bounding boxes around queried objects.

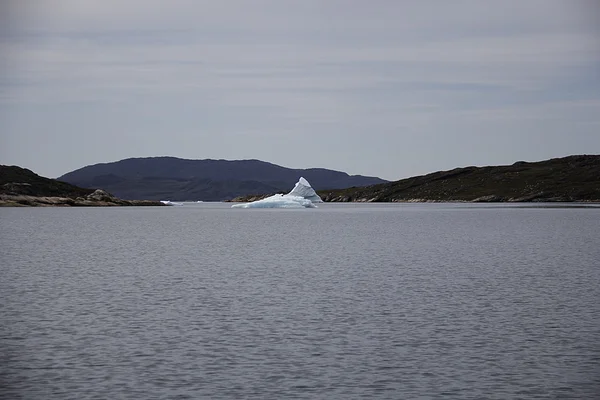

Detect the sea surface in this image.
[1,202,599,399]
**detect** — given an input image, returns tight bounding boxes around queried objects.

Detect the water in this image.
[1,203,599,399]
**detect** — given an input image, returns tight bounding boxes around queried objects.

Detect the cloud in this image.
[1,0,599,180]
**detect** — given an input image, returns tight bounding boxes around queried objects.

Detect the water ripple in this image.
[1,204,599,399]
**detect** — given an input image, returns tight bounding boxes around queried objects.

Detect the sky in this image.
[1,0,599,181]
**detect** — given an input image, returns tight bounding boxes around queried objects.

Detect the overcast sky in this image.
[1,0,599,180]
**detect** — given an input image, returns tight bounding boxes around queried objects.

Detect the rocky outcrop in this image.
[472,195,503,202]
[0,191,164,207]
[0,165,165,207]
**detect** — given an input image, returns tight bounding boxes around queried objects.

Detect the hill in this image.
[0,165,164,206]
[316,155,600,202]
[58,157,388,201]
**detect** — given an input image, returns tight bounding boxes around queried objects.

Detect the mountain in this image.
[0,165,164,207]
[58,157,389,201]
[317,155,600,202]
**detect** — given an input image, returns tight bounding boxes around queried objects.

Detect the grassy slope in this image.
[317,155,600,202]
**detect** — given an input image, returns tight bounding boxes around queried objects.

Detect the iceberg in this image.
[232,194,316,209]
[161,200,184,206]
[232,177,323,209]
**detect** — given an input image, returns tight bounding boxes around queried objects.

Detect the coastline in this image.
[0,190,165,207]
[228,193,600,204]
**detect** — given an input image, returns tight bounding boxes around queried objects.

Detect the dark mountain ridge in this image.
[58,157,388,201]
[317,155,600,202]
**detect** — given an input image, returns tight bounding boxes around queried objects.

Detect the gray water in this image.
[1,203,599,399]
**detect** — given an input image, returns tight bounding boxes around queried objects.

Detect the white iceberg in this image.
[161,200,184,206]
[232,177,323,209]
[232,194,316,209]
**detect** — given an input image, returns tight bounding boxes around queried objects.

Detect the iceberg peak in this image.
[287,177,323,203]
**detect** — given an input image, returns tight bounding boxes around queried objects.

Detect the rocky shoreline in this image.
[0,189,165,207]
[0,166,166,207]
[319,194,600,203]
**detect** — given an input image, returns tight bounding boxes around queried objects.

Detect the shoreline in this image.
[0,192,165,207]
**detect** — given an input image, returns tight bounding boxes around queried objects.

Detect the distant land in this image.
[58,157,388,201]
[0,165,164,207]
[316,155,600,203]
[3,155,599,206]
[228,155,600,203]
